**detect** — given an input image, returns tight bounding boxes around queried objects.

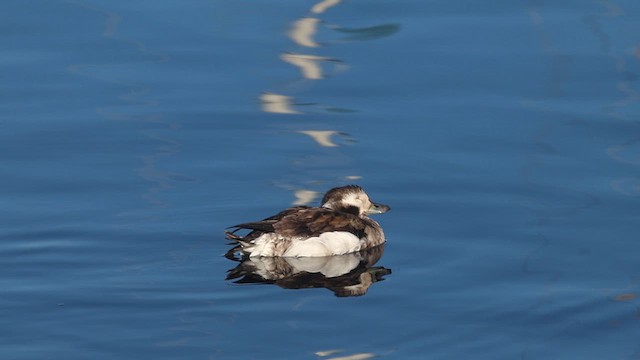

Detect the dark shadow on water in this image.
[225,245,391,297]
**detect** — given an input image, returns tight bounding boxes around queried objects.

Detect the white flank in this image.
[282,231,362,257]
[245,233,280,257]
[247,231,363,257]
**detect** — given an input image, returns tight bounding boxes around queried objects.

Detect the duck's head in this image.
[321,185,390,217]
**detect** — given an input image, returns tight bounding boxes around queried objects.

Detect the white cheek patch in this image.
[342,193,360,207]
[341,193,367,214]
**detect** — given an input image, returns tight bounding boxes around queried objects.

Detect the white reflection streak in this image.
[316,350,343,357]
[293,189,319,205]
[260,93,299,114]
[298,130,340,147]
[259,0,364,187]
[289,17,321,47]
[281,53,334,80]
[327,354,375,360]
[316,349,376,360]
[311,0,342,14]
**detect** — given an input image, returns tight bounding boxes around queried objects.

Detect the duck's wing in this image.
[274,208,367,239]
[226,206,311,235]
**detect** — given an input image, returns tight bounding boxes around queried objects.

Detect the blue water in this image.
[2,0,640,359]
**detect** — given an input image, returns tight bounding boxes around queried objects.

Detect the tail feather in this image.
[224,229,243,241]
[224,229,256,257]
[227,221,276,233]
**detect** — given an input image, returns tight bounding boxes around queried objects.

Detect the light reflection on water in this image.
[259,0,400,207]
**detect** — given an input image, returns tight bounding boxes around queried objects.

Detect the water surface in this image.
[2,0,640,359]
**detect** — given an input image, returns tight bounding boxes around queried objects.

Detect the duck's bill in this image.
[366,201,390,215]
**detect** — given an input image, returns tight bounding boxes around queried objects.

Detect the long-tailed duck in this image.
[225,185,390,257]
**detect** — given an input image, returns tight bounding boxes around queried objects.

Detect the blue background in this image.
[1,1,640,359]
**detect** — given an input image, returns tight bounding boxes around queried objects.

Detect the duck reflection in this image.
[225,245,391,297]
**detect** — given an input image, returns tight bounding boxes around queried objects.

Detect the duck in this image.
[225,185,390,257]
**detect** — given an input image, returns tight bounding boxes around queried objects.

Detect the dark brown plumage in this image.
[227,207,368,239]
[225,185,389,257]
